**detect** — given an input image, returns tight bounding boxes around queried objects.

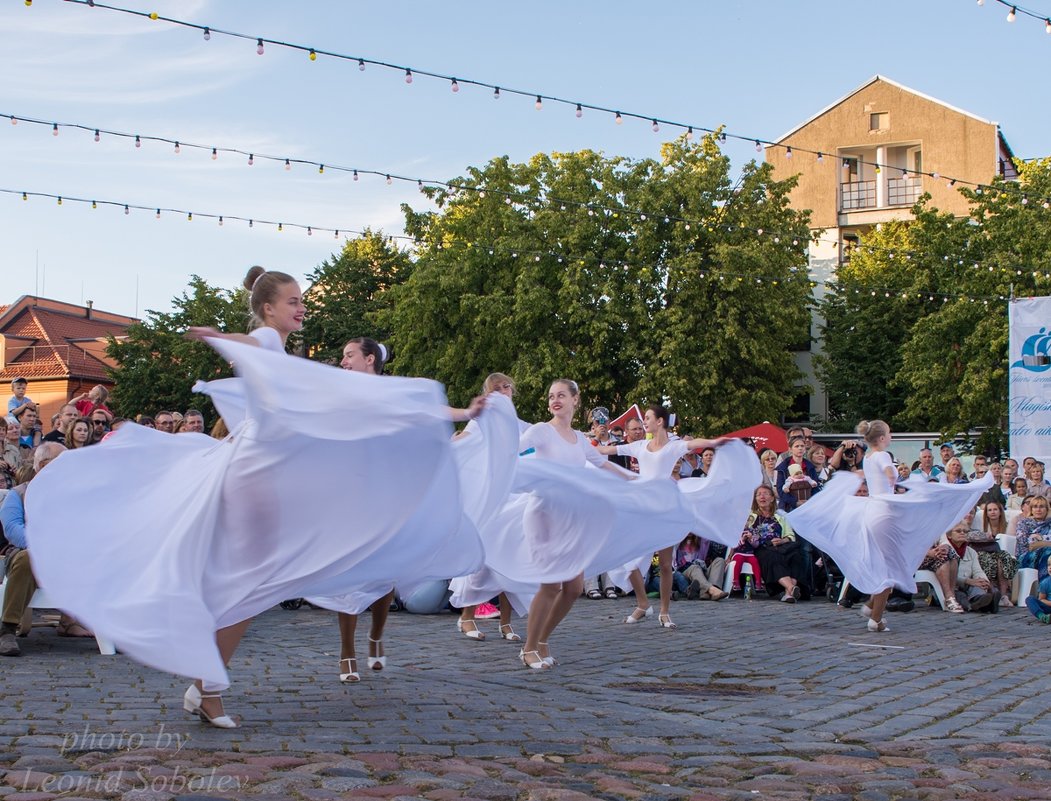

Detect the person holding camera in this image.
[829,439,864,473]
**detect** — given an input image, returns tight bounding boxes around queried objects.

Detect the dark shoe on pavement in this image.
[969,593,995,612]
[0,631,21,657]
[686,579,702,600]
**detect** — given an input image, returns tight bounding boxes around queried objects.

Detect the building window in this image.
[869,112,889,131]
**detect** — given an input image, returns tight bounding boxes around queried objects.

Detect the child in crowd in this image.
[7,378,36,421]
[1025,574,1051,623]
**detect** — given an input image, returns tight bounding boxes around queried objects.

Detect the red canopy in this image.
[721,422,787,455]
[609,404,643,431]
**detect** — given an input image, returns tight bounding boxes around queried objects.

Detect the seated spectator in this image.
[71,384,111,419]
[64,418,93,450]
[1024,573,1051,623]
[979,461,1006,506]
[971,501,1018,605]
[1016,495,1051,579]
[733,485,807,602]
[758,449,779,493]
[1003,458,1020,488]
[690,447,715,479]
[948,522,998,612]
[917,532,965,613]
[674,533,728,600]
[1007,478,1031,510]
[644,551,686,599]
[1026,461,1051,501]
[969,455,988,481]
[943,457,968,485]
[0,443,92,657]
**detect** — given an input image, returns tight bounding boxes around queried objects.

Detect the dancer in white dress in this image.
[597,405,727,628]
[27,268,491,727]
[789,420,992,633]
[450,372,532,644]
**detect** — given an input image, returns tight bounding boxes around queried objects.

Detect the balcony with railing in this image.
[839,176,921,213]
[840,180,876,211]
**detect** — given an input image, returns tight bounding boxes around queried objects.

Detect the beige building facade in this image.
[766,75,1016,420]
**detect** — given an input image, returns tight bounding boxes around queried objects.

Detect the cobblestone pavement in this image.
[2,594,1050,800]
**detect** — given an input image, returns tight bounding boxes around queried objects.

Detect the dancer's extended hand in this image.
[185,326,222,342]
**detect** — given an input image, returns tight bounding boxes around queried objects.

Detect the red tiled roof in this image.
[0,297,137,383]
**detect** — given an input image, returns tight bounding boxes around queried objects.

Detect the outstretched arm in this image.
[185,327,261,347]
[448,395,486,423]
[684,436,731,451]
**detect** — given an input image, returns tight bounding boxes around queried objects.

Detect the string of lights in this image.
[5,185,1021,304]
[48,0,1037,201]
[982,0,1051,33]
[8,108,1049,270]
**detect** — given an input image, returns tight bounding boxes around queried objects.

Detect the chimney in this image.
[86,300,93,319]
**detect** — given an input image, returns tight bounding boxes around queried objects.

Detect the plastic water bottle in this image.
[743,575,753,600]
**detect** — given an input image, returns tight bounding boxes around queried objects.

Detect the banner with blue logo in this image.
[1009,297,1051,460]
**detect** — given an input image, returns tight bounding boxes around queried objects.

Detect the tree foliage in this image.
[299,230,412,365]
[378,135,814,431]
[106,276,250,421]
[816,159,1051,450]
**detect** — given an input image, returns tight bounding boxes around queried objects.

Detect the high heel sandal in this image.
[367,636,386,670]
[339,657,360,683]
[866,618,889,633]
[538,641,557,667]
[499,623,521,641]
[519,649,549,670]
[183,685,236,728]
[658,613,677,629]
[456,619,485,641]
[624,606,653,624]
[944,596,965,614]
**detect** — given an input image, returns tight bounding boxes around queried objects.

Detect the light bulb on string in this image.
[187,212,193,221]
[318,164,324,174]
[277,223,283,232]
[575,103,582,118]
[218,216,223,226]
[754,140,762,152]
[21,192,26,201]
[334,230,340,239]
[203,27,210,41]
[307,227,312,236]
[1007,6,1016,22]
[174,142,181,154]
[785,147,793,159]
[247,154,254,166]
[615,111,623,125]
[352,169,359,181]
[52,123,58,136]
[817,152,824,163]
[358,59,365,70]
[57,196,62,205]
[493,86,500,99]
[135,135,141,148]
[686,127,694,141]
[386,175,392,185]
[450,78,459,92]
[535,95,543,110]
[1045,18,1051,33]
[249,219,253,228]
[211,147,217,160]
[308,49,316,61]
[155,209,160,219]
[651,120,659,132]
[124,205,129,215]
[9,117,15,126]
[284,158,290,170]
[93,129,100,142]
[256,38,265,55]
[149,12,157,20]
[91,200,96,209]
[404,68,413,84]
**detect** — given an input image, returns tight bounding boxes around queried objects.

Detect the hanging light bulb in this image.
[155,209,160,218]
[277,223,283,232]
[218,216,223,226]
[686,126,694,141]
[91,200,97,209]
[284,158,291,170]
[785,147,793,159]
[1046,18,1051,33]
[404,68,413,84]
[256,38,265,55]
[358,59,365,70]
[249,219,253,228]
[57,196,62,205]
[93,129,100,142]
[187,212,193,221]
[248,153,254,166]
[493,86,500,100]
[450,78,459,92]
[124,205,129,215]
[651,120,659,132]
[816,152,824,163]
[21,192,26,201]
[1007,6,1017,22]
[309,49,317,61]
[575,103,583,118]
[135,135,141,148]
[52,123,58,136]
[318,164,325,174]
[211,147,218,160]
[307,227,313,236]
[353,169,359,180]
[535,95,543,110]
[615,111,623,125]
[203,27,210,41]
[755,140,762,152]
[386,174,392,185]
[174,142,181,154]
[335,230,340,238]
[9,117,16,125]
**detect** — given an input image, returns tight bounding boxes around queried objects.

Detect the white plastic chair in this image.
[722,551,757,594]
[913,569,947,610]
[0,578,115,655]
[1015,568,1039,605]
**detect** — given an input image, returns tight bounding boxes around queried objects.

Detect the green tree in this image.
[379,135,813,430]
[106,276,250,422]
[300,230,412,365]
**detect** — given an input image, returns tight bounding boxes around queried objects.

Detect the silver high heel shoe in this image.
[367,636,386,670]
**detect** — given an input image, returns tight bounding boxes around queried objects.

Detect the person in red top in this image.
[71,385,112,419]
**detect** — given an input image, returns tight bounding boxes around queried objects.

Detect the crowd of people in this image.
[1,267,1048,730]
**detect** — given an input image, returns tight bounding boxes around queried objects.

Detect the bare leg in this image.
[498,593,511,628]
[368,591,394,667]
[523,583,561,666]
[657,548,673,616]
[935,562,957,602]
[457,603,484,639]
[868,588,891,625]
[337,612,357,660]
[197,618,252,719]
[538,574,584,661]
[624,569,652,622]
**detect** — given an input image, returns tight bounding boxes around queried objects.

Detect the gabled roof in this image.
[0,296,137,383]
[774,75,1001,144]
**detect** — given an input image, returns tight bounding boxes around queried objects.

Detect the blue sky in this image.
[2,0,1049,319]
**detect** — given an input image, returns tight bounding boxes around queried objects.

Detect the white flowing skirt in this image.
[473,439,760,588]
[788,471,994,594]
[25,338,487,686]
